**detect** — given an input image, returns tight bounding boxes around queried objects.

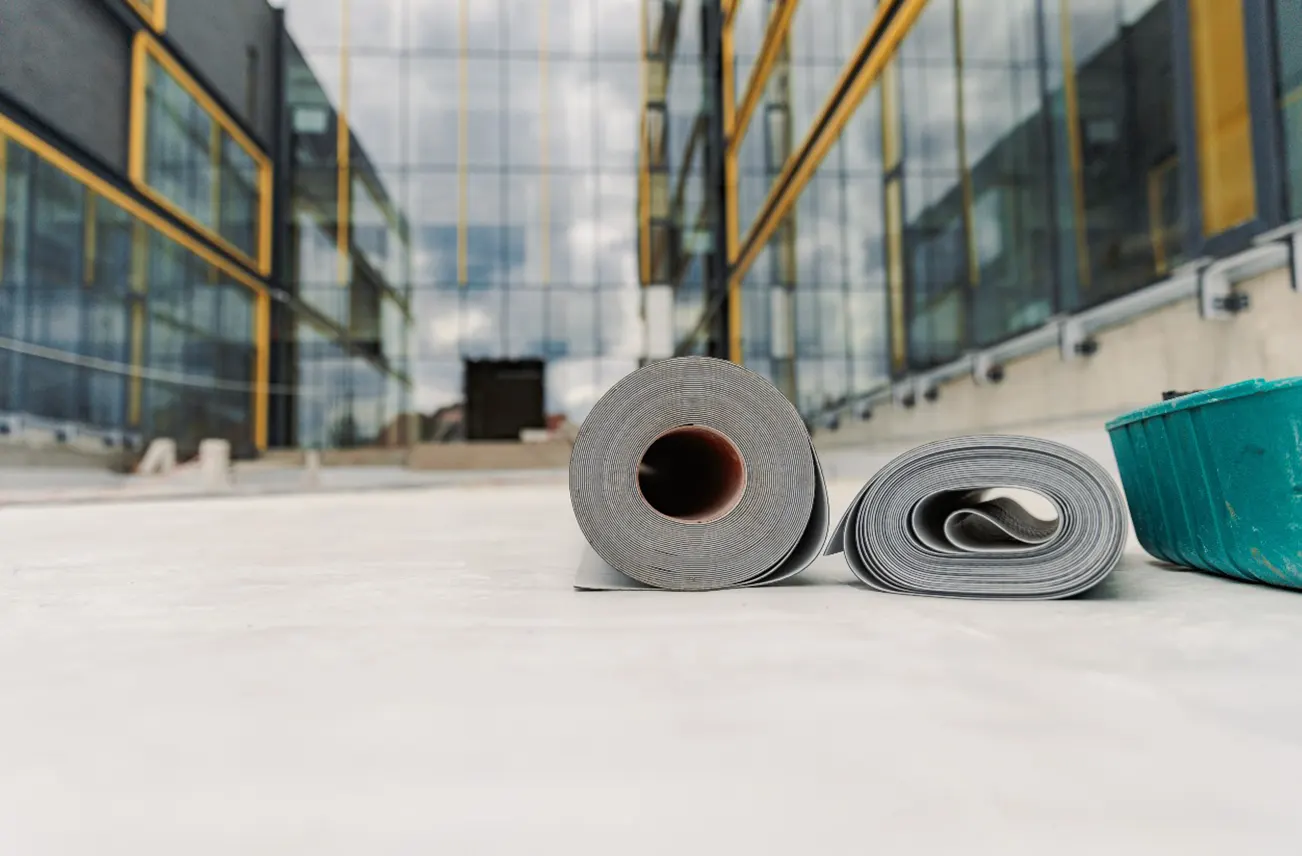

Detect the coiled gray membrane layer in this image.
[570,357,828,591]
[827,435,1127,599]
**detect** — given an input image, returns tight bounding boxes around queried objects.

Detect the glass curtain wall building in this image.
[0,110,264,455]
[0,0,417,456]
[661,0,1300,420]
[5,0,1297,452]
[278,37,414,449]
[280,0,648,426]
[0,1,276,457]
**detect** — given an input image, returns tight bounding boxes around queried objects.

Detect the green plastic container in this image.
[1106,377,1302,589]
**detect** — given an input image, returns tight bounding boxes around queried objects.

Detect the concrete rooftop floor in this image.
[3,445,1302,853]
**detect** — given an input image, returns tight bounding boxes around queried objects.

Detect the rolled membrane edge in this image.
[571,356,829,591]
[826,435,1128,599]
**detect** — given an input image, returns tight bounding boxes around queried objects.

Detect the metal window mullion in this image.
[210,122,223,248]
[1244,0,1287,229]
[1033,0,1065,316]
[17,155,37,413]
[1057,0,1093,293]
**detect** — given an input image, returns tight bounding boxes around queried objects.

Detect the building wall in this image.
[0,0,130,170]
[164,0,279,143]
[0,123,265,457]
[666,0,1301,424]
[816,266,1302,449]
[0,0,287,457]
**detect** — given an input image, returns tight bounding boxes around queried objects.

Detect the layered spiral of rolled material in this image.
[827,435,1127,599]
[570,357,828,591]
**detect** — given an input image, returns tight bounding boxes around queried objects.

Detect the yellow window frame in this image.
[129,31,274,276]
[729,0,929,295]
[1147,156,1180,277]
[1187,0,1258,237]
[125,0,168,33]
[0,136,7,270]
[0,109,271,451]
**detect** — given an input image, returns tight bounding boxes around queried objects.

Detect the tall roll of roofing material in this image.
[827,435,1127,599]
[571,357,829,591]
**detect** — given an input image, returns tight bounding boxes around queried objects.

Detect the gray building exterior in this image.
[0,0,411,456]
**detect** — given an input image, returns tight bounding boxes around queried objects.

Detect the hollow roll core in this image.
[637,425,747,523]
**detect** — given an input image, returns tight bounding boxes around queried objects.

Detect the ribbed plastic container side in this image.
[1107,377,1302,589]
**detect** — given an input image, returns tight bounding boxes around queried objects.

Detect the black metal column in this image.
[702,0,730,359]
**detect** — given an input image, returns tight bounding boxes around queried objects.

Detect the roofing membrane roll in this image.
[570,356,828,592]
[827,435,1127,599]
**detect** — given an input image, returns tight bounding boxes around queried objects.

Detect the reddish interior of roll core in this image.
[636,425,747,523]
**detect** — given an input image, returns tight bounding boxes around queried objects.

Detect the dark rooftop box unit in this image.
[464,359,546,441]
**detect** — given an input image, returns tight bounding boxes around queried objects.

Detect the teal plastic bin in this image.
[1106,377,1302,589]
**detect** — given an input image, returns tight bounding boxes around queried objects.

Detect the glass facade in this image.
[280,36,413,449]
[282,0,647,427]
[660,0,721,354]
[133,33,271,274]
[660,0,1300,420]
[1276,0,1302,218]
[0,120,263,455]
[125,0,167,32]
[7,0,1296,455]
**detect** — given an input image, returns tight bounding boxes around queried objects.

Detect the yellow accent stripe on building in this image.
[721,11,737,139]
[457,0,469,286]
[83,191,98,286]
[128,303,146,426]
[1147,160,1170,277]
[0,112,265,294]
[336,0,352,286]
[730,0,799,157]
[881,58,901,170]
[127,219,148,427]
[1058,0,1091,290]
[209,122,223,254]
[638,0,651,284]
[1189,0,1257,236]
[722,8,740,362]
[128,31,273,275]
[671,115,705,213]
[727,144,740,362]
[254,289,271,450]
[128,33,149,197]
[1,108,271,446]
[125,0,168,33]
[952,0,978,289]
[0,136,7,270]
[724,0,740,28]
[881,59,906,373]
[730,0,927,292]
[885,178,907,372]
[124,0,149,27]
[540,0,551,286]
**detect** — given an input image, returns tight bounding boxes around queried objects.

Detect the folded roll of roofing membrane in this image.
[827,435,1127,599]
[571,356,828,591]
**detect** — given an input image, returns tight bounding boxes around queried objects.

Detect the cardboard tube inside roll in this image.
[636,425,747,523]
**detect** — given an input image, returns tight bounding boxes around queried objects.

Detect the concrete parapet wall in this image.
[0,442,126,470]
[249,443,572,471]
[407,441,572,471]
[817,266,1302,451]
[247,448,411,469]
